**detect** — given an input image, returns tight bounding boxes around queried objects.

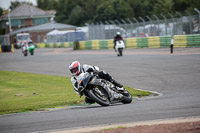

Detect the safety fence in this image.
[36,34,200,50]
[86,14,200,40]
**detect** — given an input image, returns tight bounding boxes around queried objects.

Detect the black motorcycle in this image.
[77,72,132,106]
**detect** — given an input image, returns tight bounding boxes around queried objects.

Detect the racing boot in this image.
[111,79,125,91]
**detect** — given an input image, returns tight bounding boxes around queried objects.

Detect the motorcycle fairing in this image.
[89,76,113,100]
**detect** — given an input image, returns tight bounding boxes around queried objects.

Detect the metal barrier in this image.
[86,14,200,40]
[34,9,200,44]
[73,34,200,50]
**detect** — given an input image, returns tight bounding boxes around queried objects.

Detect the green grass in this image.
[104,126,126,131]
[0,70,151,115]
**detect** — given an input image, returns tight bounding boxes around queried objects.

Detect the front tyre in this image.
[119,48,123,56]
[121,90,132,104]
[88,87,110,106]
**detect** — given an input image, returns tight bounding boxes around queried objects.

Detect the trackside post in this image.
[170,35,174,54]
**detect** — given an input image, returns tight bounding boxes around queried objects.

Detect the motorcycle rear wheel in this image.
[88,86,110,106]
[30,50,34,55]
[118,48,123,56]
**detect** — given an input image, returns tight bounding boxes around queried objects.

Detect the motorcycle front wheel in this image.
[88,86,110,106]
[121,90,132,104]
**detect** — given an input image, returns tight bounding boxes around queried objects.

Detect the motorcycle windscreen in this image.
[77,73,91,88]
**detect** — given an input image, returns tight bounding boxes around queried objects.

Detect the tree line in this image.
[37,0,200,26]
[0,0,200,27]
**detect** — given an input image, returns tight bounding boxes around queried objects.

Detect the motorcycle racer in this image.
[69,61,124,103]
[113,32,124,49]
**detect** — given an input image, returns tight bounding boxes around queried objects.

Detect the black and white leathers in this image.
[71,64,99,94]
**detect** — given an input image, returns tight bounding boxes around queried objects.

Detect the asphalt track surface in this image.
[0,48,200,133]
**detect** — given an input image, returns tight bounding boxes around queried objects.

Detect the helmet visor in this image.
[70,67,78,74]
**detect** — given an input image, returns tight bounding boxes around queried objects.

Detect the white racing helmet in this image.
[69,61,81,76]
[117,32,121,35]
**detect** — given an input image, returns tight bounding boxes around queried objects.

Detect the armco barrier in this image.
[107,39,113,49]
[0,45,2,53]
[148,37,160,48]
[37,42,73,48]
[187,34,200,47]
[137,37,148,48]
[126,38,137,48]
[37,34,200,50]
[99,40,108,49]
[160,36,171,48]
[174,35,187,48]
[79,41,85,49]
[85,40,92,49]
[92,40,100,49]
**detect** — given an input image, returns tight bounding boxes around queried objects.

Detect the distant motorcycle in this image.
[115,40,125,56]
[21,42,29,56]
[28,42,35,55]
[77,72,132,106]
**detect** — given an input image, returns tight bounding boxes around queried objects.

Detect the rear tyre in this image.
[30,50,34,55]
[119,48,123,56]
[88,86,110,106]
[24,52,28,56]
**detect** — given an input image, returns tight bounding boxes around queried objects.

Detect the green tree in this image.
[0,7,3,16]
[55,0,70,24]
[9,1,33,10]
[9,1,20,9]
[94,0,134,22]
[55,0,86,25]
[152,0,174,18]
[173,0,189,12]
[36,0,200,26]
[82,0,102,23]
[37,0,50,10]
[184,0,200,15]
[67,5,86,26]
[0,7,5,35]
[127,0,156,20]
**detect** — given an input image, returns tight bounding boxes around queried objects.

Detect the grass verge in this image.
[0,70,152,115]
[104,126,126,131]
